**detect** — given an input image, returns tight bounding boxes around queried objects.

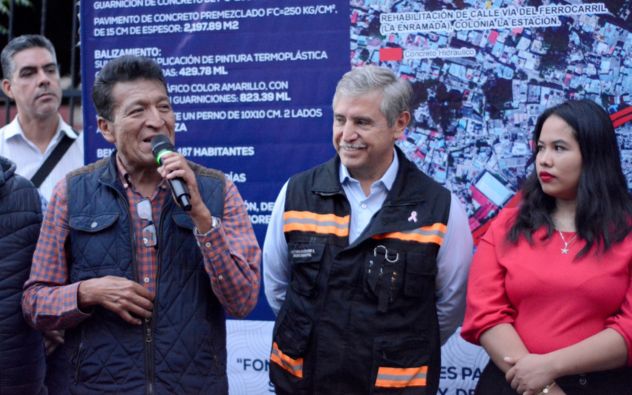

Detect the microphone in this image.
[151,135,192,211]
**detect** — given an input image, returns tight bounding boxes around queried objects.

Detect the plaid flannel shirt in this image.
[22,161,260,329]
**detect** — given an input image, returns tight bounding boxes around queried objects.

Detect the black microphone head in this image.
[151,135,174,162]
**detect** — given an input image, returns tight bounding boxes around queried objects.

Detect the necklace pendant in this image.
[557,230,577,255]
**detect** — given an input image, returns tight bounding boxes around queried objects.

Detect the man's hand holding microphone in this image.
[77,136,215,324]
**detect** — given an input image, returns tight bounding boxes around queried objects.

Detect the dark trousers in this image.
[475,361,632,395]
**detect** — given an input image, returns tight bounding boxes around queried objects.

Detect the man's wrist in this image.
[77,279,96,309]
[194,216,221,236]
[189,204,213,232]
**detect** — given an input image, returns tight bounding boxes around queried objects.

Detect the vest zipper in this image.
[73,335,84,383]
[118,193,156,395]
[143,206,166,395]
[144,317,155,395]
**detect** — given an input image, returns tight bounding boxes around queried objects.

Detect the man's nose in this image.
[146,107,166,128]
[341,122,357,141]
[36,69,51,86]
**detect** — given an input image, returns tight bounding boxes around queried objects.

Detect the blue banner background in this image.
[81,0,350,320]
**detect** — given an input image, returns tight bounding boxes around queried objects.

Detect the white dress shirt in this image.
[263,151,473,344]
[0,115,84,202]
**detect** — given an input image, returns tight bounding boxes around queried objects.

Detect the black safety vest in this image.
[270,147,451,395]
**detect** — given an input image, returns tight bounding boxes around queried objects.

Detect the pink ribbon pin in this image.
[408,211,418,223]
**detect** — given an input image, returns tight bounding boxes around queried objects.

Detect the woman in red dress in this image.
[462,99,632,395]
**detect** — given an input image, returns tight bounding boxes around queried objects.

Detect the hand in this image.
[157,151,212,231]
[78,276,154,325]
[43,329,64,355]
[156,151,201,204]
[505,354,558,395]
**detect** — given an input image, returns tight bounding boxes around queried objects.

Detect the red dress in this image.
[461,207,632,365]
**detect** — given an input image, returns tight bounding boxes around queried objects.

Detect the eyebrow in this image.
[351,115,373,123]
[18,62,58,73]
[122,95,171,111]
[538,139,570,145]
[122,100,146,112]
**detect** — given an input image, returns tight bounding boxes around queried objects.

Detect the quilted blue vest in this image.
[52,155,228,395]
[0,156,46,395]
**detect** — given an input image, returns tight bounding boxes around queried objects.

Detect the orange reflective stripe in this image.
[372,223,446,246]
[375,365,428,388]
[270,342,304,378]
[283,210,349,237]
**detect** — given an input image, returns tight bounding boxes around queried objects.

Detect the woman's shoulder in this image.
[476,206,520,245]
[490,206,520,231]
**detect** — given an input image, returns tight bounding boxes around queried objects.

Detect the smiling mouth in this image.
[340,144,367,151]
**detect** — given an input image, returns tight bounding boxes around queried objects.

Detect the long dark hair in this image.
[508,99,632,257]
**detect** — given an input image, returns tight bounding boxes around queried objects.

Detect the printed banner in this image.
[82,0,349,262]
[81,1,632,393]
[81,0,350,323]
[350,1,632,240]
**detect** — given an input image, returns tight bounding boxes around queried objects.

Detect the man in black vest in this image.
[263,65,473,395]
[22,55,261,394]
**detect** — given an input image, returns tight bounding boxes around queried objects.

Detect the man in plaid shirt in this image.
[22,55,261,394]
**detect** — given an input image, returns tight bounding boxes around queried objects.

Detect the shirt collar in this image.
[2,117,22,141]
[115,153,133,189]
[3,114,78,142]
[338,147,399,191]
[115,153,167,193]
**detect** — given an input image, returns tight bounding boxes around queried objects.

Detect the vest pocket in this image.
[364,245,405,312]
[270,308,313,392]
[403,252,437,298]
[371,335,430,395]
[68,213,122,274]
[287,242,325,297]
[69,213,119,232]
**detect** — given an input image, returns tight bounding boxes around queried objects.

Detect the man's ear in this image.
[393,111,411,139]
[2,79,14,100]
[98,117,116,144]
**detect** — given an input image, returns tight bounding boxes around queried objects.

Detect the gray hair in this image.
[332,65,412,127]
[1,35,57,80]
